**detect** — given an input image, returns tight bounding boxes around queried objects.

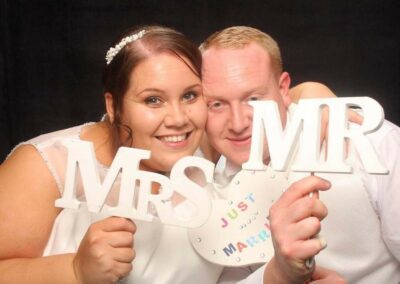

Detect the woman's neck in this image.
[80,121,117,167]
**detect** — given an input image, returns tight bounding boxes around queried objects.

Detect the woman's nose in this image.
[164,104,189,128]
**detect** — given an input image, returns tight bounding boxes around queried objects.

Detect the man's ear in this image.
[104,92,115,123]
[278,72,291,107]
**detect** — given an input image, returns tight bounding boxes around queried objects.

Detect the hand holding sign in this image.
[73,217,136,284]
[268,176,330,283]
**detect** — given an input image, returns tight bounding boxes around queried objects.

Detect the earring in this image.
[100,113,108,121]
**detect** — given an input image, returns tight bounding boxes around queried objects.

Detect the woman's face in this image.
[107,52,206,173]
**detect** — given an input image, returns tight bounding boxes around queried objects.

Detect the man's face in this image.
[202,43,291,167]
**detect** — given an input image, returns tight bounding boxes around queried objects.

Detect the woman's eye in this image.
[144,96,162,105]
[182,91,198,102]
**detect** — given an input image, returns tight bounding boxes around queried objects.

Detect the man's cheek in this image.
[206,120,220,134]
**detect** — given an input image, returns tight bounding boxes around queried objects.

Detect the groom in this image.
[200,26,400,283]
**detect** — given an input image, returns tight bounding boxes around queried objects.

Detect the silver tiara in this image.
[105,29,146,65]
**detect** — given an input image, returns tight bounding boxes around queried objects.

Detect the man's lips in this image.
[226,136,252,146]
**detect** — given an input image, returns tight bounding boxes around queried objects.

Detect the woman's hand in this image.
[73,217,136,284]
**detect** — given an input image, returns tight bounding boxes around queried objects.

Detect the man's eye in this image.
[144,96,162,105]
[182,91,198,102]
[249,96,259,101]
[208,101,223,110]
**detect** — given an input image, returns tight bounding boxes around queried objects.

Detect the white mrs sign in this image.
[55,97,388,230]
[55,144,214,228]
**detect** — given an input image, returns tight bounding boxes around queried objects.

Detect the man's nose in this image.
[228,103,251,133]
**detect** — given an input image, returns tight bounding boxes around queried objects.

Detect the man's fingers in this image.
[279,176,330,206]
[288,197,328,222]
[279,217,322,242]
[294,217,323,240]
[348,109,363,125]
[289,237,327,261]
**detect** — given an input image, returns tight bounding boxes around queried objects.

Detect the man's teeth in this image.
[161,134,187,142]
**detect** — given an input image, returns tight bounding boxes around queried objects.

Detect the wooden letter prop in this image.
[55,140,214,228]
[242,97,388,174]
[55,97,388,231]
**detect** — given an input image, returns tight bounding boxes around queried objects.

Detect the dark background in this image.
[1,0,399,161]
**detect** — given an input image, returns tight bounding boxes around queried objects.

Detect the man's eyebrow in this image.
[245,87,269,96]
[203,94,225,100]
[204,87,267,99]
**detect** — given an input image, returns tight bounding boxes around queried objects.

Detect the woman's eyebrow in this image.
[182,83,202,91]
[135,88,164,97]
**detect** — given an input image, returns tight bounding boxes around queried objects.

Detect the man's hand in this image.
[265,176,331,284]
[310,266,346,284]
[289,82,364,145]
[73,217,136,284]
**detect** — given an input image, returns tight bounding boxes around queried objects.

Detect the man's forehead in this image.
[201,45,273,95]
[202,45,270,76]
[202,43,269,62]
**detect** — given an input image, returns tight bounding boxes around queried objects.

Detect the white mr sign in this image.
[55,97,388,229]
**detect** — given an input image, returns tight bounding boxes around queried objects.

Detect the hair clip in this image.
[105,30,146,64]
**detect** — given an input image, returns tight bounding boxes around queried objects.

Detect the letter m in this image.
[55,139,150,212]
[242,101,305,171]
[222,243,237,256]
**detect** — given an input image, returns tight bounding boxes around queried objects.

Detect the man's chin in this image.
[224,153,250,168]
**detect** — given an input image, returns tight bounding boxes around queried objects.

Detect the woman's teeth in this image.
[160,134,187,142]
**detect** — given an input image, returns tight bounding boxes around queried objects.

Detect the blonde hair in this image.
[199,26,283,77]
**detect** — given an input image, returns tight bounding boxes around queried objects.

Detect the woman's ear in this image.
[278,72,292,108]
[105,92,115,123]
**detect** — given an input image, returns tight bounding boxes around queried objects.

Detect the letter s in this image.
[169,156,214,228]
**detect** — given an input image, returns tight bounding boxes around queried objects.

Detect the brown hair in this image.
[102,25,202,147]
[199,26,282,78]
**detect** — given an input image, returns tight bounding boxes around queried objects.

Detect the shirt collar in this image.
[215,155,241,179]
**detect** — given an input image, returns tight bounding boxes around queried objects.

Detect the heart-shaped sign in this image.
[188,167,288,267]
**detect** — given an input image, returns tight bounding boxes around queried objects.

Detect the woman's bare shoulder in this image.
[0,144,61,258]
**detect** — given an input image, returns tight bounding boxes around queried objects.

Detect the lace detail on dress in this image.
[7,123,95,194]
